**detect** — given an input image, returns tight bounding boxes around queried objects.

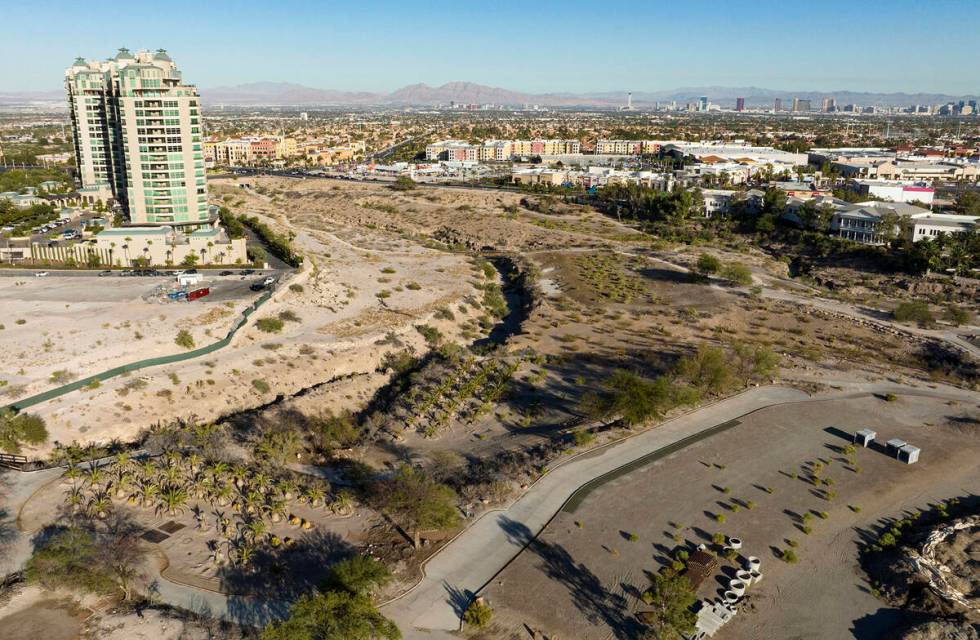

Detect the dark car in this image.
[249,283,266,292]
[185,268,198,274]
[219,270,233,276]
[239,269,255,275]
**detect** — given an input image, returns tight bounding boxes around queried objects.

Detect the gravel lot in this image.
[484,392,980,640]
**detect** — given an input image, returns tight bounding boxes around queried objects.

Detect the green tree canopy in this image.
[260,590,401,640]
[372,466,460,548]
[322,555,391,596]
[638,571,698,640]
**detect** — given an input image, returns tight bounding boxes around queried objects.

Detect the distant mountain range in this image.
[1,82,977,108]
[198,82,979,108]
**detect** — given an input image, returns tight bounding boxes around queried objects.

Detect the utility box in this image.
[886,439,907,456]
[898,444,920,465]
[854,429,876,447]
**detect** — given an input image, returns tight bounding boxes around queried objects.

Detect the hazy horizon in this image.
[2,0,979,95]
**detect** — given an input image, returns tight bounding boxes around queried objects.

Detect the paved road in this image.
[378,380,979,637]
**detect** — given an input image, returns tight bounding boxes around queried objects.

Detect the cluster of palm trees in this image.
[61,450,352,568]
[402,356,522,436]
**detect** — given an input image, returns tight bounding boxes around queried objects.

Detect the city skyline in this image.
[2,0,980,94]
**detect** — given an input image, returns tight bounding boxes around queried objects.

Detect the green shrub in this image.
[944,305,971,326]
[415,324,442,346]
[252,379,271,394]
[695,253,721,276]
[0,410,48,453]
[572,429,595,447]
[174,329,195,349]
[278,310,301,323]
[288,283,304,293]
[390,176,417,191]
[893,300,933,326]
[781,549,799,563]
[720,262,753,286]
[256,317,285,333]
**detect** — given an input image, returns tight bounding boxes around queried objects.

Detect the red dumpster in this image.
[187,287,211,301]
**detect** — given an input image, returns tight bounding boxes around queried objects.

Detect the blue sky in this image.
[3,0,978,94]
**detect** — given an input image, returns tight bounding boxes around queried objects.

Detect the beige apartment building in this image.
[426,139,581,162]
[594,140,662,155]
[66,48,208,225]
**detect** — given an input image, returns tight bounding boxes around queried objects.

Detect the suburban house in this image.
[829,201,977,245]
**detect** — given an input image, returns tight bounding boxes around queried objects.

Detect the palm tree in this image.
[186,453,203,474]
[163,451,182,469]
[114,451,131,472]
[138,459,158,481]
[159,486,189,516]
[243,518,267,542]
[243,490,264,516]
[236,543,255,568]
[277,478,298,500]
[86,466,105,490]
[252,471,271,494]
[62,465,83,486]
[64,486,85,514]
[206,460,229,481]
[231,465,249,489]
[161,465,182,487]
[138,483,159,508]
[330,490,354,515]
[268,496,288,523]
[303,484,326,508]
[114,472,135,499]
[211,482,233,507]
[89,492,113,519]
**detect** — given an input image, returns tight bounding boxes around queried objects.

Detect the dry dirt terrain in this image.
[3,176,977,640]
[482,393,980,640]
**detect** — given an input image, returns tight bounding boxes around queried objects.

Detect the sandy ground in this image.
[6,188,482,456]
[484,393,980,640]
[0,274,249,401]
[0,585,98,640]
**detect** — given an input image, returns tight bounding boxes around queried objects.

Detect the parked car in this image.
[98,270,113,277]
[249,283,266,292]
[34,271,49,277]
[262,276,276,286]
[219,270,233,276]
[239,269,255,275]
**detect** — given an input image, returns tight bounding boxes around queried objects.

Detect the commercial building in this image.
[792,98,811,112]
[736,97,745,112]
[852,180,935,205]
[65,48,208,225]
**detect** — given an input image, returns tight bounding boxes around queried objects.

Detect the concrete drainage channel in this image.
[3,287,277,414]
[562,418,742,513]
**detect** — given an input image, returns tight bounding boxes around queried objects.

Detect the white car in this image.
[34,271,49,277]
[262,276,276,286]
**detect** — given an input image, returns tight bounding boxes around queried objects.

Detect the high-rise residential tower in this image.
[65,49,208,225]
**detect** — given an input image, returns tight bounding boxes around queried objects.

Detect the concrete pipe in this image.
[728,537,743,550]
[736,570,753,584]
[750,570,762,585]
[745,556,761,571]
[729,579,747,596]
[723,590,740,605]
